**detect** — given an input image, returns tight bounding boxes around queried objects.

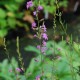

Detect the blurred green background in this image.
[0,0,80,80]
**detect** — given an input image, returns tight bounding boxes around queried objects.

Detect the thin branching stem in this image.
[16,36,25,72]
[3,38,10,61]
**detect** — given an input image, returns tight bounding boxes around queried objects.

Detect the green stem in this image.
[3,38,10,61]
[16,36,25,72]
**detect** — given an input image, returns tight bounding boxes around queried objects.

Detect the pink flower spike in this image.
[42,33,48,40]
[41,24,47,32]
[38,5,43,10]
[26,1,33,9]
[16,68,21,72]
[27,5,29,9]
[42,40,46,46]
[36,75,40,80]
[37,45,41,49]
[34,34,37,37]
[41,46,47,53]
[32,22,36,29]
[33,11,36,16]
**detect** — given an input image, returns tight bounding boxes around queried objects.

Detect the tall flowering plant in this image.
[26,0,48,79]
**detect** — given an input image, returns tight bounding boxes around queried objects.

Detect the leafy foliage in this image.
[0,40,80,80]
[33,0,68,13]
[0,0,28,37]
[25,40,80,80]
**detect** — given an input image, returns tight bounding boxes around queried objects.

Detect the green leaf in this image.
[0,9,6,18]
[19,75,26,80]
[11,58,18,68]
[0,19,7,28]
[73,42,80,57]
[7,18,16,28]
[0,73,13,80]
[5,4,19,12]
[25,46,40,54]
[73,42,80,52]
[44,6,56,13]
[15,0,24,3]
[1,59,8,73]
[0,29,8,37]
[0,58,19,80]
[59,1,68,8]
[26,55,41,74]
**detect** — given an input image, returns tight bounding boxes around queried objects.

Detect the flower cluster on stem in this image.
[26,0,48,53]
[26,0,48,79]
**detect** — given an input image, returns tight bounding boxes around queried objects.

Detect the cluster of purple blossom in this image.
[36,75,40,80]
[26,0,43,11]
[26,1,48,80]
[36,23,48,54]
[26,1,33,9]
[9,68,22,73]
[33,20,48,54]
[26,0,48,54]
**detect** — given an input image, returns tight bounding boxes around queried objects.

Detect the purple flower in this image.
[41,46,47,53]
[36,75,40,80]
[38,5,43,10]
[42,33,48,40]
[42,40,46,46]
[34,34,37,37]
[41,24,47,32]
[37,45,41,49]
[26,1,33,9]
[16,68,21,72]
[32,22,36,29]
[33,11,37,16]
